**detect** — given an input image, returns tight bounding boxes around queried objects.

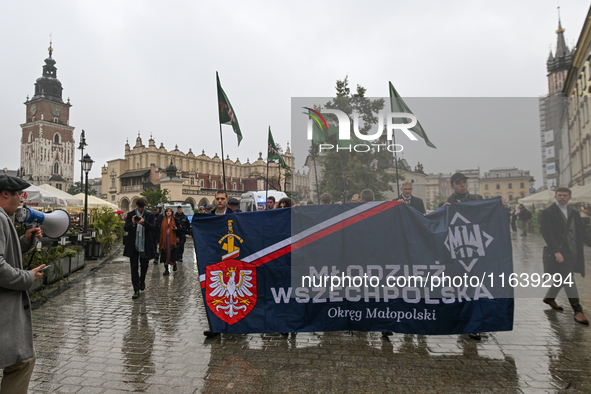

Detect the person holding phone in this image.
[0,175,44,394]
[159,208,180,276]
[123,197,155,299]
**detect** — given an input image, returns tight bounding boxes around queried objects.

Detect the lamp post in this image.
[78,130,88,190]
[80,153,94,234]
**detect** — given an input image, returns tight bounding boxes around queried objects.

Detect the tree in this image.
[312,76,400,202]
[427,193,447,211]
[67,182,97,196]
[140,185,170,207]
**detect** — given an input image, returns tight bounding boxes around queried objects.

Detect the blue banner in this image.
[192,198,513,335]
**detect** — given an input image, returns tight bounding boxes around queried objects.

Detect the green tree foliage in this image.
[90,207,125,256]
[427,193,448,211]
[67,181,97,196]
[140,185,170,207]
[313,76,400,202]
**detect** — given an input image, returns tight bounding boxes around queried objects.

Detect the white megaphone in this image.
[15,206,71,239]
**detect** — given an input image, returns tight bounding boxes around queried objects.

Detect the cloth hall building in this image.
[101,134,310,211]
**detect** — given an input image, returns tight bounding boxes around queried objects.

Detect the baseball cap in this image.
[450,173,467,184]
[199,206,205,210]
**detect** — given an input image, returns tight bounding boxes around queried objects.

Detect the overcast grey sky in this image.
[1,0,589,188]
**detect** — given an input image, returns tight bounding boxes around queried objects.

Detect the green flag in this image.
[389,81,436,148]
[268,127,290,171]
[304,107,339,144]
[217,72,243,146]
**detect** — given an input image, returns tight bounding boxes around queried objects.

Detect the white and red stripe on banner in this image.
[200,201,401,288]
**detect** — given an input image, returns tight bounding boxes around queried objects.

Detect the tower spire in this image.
[555,6,568,57]
[48,33,53,58]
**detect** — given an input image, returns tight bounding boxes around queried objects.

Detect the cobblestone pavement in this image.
[21,233,591,393]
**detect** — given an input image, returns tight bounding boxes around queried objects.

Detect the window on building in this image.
[112,195,116,202]
[495,173,499,178]
[508,183,512,189]
[520,182,525,188]
[507,173,511,177]
[53,118,58,123]
[484,184,489,190]
[508,194,513,201]
[190,178,194,185]
[28,132,33,143]
[56,184,62,190]
[427,192,430,197]
[496,183,500,190]
[53,133,60,144]
[53,162,59,174]
[233,182,236,190]
[111,178,115,188]
[212,180,216,189]
[520,192,525,198]
[200,179,204,187]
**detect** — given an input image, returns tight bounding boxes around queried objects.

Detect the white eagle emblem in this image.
[208,267,254,317]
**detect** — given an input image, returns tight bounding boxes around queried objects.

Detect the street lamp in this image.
[78,130,88,190]
[80,153,94,233]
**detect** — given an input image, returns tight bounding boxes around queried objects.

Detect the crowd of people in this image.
[1,172,590,392]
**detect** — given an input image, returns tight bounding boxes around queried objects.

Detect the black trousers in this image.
[177,234,186,261]
[129,250,149,292]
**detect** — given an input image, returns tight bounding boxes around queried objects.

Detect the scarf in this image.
[135,207,146,253]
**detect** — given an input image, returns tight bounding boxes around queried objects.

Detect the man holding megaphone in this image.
[0,175,44,394]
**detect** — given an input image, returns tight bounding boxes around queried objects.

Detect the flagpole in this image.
[393,128,400,197]
[219,122,227,191]
[311,143,321,205]
[266,159,269,201]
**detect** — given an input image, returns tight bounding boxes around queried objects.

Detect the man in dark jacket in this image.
[447,173,483,203]
[540,187,590,325]
[124,197,155,299]
[152,206,164,264]
[211,190,233,215]
[174,205,190,263]
[446,173,505,340]
[397,180,426,214]
[517,204,532,236]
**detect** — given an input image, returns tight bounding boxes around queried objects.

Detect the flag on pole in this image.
[217,72,243,146]
[389,81,436,148]
[268,127,290,171]
[304,107,339,144]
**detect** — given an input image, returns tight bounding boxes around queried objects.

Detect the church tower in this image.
[539,8,572,189]
[20,40,75,190]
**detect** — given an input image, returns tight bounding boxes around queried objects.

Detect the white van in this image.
[240,191,288,212]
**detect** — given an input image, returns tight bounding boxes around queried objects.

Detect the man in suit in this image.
[0,175,44,394]
[540,187,590,325]
[124,197,155,299]
[210,190,233,215]
[397,180,426,214]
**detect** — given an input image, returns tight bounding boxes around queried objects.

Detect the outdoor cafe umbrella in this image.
[21,184,67,207]
[38,184,83,206]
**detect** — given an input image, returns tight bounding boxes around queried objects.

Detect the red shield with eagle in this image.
[205,259,257,325]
